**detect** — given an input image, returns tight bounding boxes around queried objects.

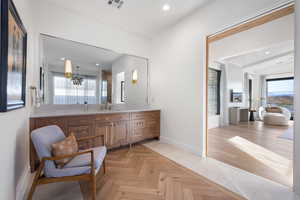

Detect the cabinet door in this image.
[66,116,94,149]
[112,121,128,147]
[68,125,94,150]
[146,119,160,138]
[95,122,112,147]
[131,120,147,143]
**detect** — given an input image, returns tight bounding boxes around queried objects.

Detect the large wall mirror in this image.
[39,34,149,106]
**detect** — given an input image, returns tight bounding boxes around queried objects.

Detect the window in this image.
[101,80,108,104]
[53,74,97,104]
[115,72,125,104]
[266,77,294,113]
[208,68,221,116]
[121,81,125,102]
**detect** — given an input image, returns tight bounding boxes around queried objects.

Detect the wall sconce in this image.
[64,59,72,78]
[132,69,138,84]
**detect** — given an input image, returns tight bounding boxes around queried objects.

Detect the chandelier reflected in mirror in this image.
[107,0,124,9]
[71,66,84,86]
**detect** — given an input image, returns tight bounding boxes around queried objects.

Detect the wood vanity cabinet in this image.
[29,110,160,171]
[66,116,95,149]
[130,111,160,143]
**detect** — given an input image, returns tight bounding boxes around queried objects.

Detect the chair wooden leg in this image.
[27,179,38,200]
[103,159,106,174]
[27,163,43,200]
[91,175,97,200]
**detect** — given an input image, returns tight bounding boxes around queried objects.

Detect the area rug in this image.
[279,128,293,140]
[32,181,83,200]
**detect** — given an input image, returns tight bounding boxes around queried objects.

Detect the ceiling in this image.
[221,40,294,75]
[43,0,210,38]
[209,13,294,75]
[42,35,122,73]
[223,40,294,66]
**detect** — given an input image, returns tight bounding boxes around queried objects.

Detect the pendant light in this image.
[64,59,72,78]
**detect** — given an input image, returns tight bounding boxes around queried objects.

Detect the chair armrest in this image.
[76,135,105,146]
[42,150,94,167]
[41,150,95,176]
[280,107,291,119]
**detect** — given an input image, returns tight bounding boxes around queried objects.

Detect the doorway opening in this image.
[205,4,295,187]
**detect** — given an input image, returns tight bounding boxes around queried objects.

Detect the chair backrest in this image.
[31,125,66,176]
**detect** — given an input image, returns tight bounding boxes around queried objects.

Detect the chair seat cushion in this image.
[64,146,107,170]
[264,113,289,126]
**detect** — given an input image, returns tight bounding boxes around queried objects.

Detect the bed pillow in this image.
[266,107,282,113]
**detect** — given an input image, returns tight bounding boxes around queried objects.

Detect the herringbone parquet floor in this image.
[80,145,244,200]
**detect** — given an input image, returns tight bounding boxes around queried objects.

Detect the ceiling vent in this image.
[107,0,124,9]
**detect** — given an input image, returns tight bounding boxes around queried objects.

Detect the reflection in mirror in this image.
[40,34,149,106]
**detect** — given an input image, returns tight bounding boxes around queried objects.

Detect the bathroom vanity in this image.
[29,108,160,171]
[29,35,158,172]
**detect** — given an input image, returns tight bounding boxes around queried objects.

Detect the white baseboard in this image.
[16,167,33,200]
[160,136,203,156]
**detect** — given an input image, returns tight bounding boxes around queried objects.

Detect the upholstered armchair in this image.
[258,106,291,126]
[28,125,107,200]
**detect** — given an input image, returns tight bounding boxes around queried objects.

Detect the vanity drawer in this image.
[66,116,93,126]
[131,111,160,120]
[35,117,66,132]
[132,120,146,129]
[132,119,160,129]
[67,125,91,138]
[95,113,130,122]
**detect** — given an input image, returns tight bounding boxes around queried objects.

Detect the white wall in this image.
[226,63,247,107]
[0,0,38,199]
[112,55,148,106]
[294,1,300,195]
[150,0,292,156]
[251,74,262,109]
[208,116,221,129]
[33,0,151,59]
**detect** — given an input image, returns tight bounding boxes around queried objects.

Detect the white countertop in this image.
[30,105,160,118]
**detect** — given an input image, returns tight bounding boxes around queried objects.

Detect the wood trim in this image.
[207,4,294,43]
[205,36,209,156]
[43,150,93,162]
[37,174,91,185]
[204,4,294,157]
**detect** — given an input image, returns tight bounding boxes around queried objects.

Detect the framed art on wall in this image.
[0,0,27,112]
[230,90,243,103]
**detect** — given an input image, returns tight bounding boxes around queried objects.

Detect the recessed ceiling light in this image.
[265,51,271,55]
[162,4,171,11]
[60,57,66,61]
[96,63,100,66]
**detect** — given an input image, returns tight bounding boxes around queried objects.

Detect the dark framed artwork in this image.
[0,0,27,112]
[230,90,243,103]
[39,67,45,102]
[121,81,125,102]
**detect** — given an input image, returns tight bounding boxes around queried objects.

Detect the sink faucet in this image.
[84,101,88,112]
[99,103,113,111]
